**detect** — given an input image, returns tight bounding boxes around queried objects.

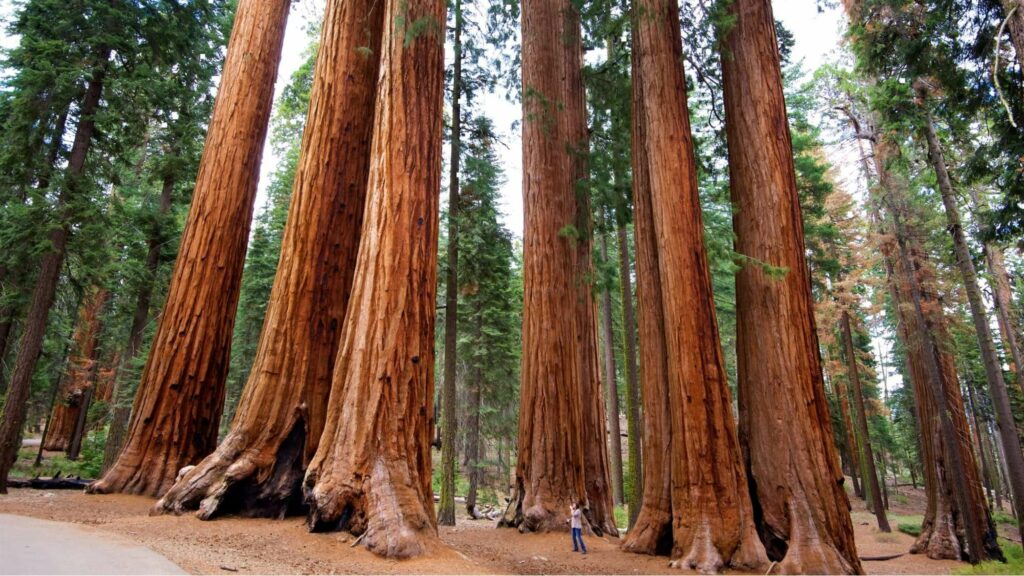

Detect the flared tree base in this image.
[304,457,438,560]
[154,418,308,520]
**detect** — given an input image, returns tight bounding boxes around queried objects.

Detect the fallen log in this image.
[859,553,905,562]
[7,474,92,490]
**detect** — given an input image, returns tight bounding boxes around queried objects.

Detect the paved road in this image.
[0,514,185,575]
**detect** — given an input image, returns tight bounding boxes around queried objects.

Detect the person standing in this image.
[571,502,587,554]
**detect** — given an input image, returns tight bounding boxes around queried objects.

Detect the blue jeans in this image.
[572,527,586,553]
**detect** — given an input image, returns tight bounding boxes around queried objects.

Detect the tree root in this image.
[154,418,307,520]
[305,457,438,560]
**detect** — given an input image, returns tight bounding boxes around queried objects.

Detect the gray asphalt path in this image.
[0,514,185,575]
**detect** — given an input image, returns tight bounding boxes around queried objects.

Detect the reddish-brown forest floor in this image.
[0,484,978,575]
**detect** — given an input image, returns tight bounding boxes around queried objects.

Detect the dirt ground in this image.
[0,486,971,575]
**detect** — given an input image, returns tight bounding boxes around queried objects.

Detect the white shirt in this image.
[570,508,582,529]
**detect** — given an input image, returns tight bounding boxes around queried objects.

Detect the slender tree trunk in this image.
[35,321,78,467]
[0,52,109,493]
[103,174,175,471]
[599,233,624,506]
[720,1,860,571]
[43,289,107,452]
[966,380,996,509]
[617,226,642,528]
[622,0,768,570]
[1001,0,1024,67]
[302,0,446,557]
[465,334,482,518]
[842,311,891,532]
[438,0,464,527]
[970,187,1024,394]
[918,96,1024,545]
[500,0,615,536]
[834,354,864,500]
[156,0,381,518]
[90,0,290,497]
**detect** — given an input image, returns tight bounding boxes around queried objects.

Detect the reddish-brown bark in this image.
[43,289,109,453]
[621,0,768,570]
[89,0,290,497]
[865,130,1000,561]
[720,1,861,572]
[500,0,615,536]
[302,0,446,558]
[155,0,382,520]
[0,52,109,493]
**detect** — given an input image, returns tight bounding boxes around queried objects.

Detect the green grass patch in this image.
[992,510,1019,527]
[614,505,628,531]
[889,514,924,538]
[955,541,1024,575]
[892,493,910,505]
[11,429,106,480]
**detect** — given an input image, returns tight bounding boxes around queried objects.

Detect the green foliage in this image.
[955,542,1024,575]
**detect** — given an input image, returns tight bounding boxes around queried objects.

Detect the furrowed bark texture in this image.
[501,0,614,535]
[44,289,108,452]
[89,0,290,497]
[841,311,890,533]
[0,53,108,493]
[103,174,175,472]
[721,1,861,572]
[618,225,643,528]
[156,0,381,520]
[918,96,1024,545]
[622,0,768,571]
[302,0,446,558]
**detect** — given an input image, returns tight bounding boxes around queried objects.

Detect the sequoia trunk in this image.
[156,0,381,518]
[0,53,109,493]
[302,0,446,557]
[720,1,861,571]
[622,0,769,570]
[500,0,612,535]
[918,98,1024,544]
[43,289,108,452]
[90,0,290,497]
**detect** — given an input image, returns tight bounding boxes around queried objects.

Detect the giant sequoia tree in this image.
[43,288,108,452]
[302,0,447,558]
[499,0,616,536]
[620,0,767,570]
[719,1,862,572]
[90,0,291,497]
[156,0,383,518]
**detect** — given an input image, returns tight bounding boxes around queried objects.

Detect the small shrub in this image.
[897,523,922,537]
